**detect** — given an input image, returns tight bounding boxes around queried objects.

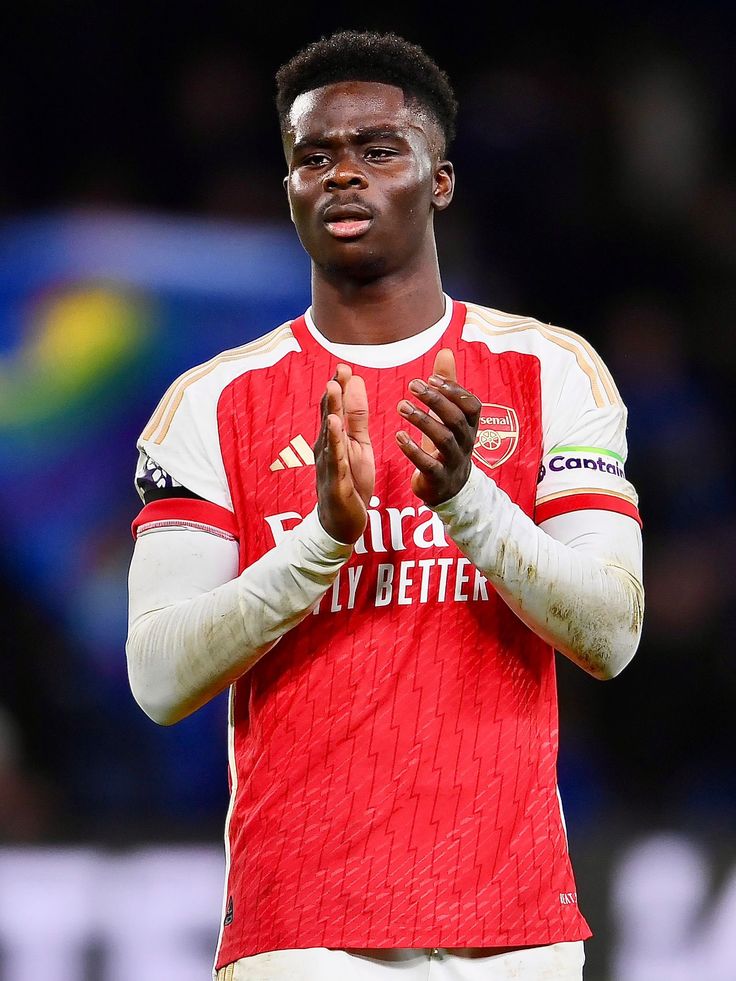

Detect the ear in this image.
[431,160,455,212]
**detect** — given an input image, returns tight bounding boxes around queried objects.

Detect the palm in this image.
[315,365,375,544]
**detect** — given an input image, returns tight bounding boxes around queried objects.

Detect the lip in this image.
[324,218,373,239]
[322,203,374,240]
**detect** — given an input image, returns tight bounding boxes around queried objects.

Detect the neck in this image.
[310,243,446,345]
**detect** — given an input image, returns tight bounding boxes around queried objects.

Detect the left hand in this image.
[396,349,482,506]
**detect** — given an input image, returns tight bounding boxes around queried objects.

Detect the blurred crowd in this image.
[1,2,735,842]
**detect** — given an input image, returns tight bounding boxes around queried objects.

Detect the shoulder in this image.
[133,321,300,510]
[460,300,622,410]
[141,320,299,446]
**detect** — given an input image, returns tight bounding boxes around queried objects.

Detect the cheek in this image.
[286,181,303,215]
[391,180,433,228]
[287,187,318,235]
[287,173,317,208]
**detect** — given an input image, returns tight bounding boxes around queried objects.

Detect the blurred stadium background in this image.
[2,3,735,978]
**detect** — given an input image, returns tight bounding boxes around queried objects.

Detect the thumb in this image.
[432,348,457,383]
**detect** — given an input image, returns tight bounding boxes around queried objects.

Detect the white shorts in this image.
[216,942,585,980]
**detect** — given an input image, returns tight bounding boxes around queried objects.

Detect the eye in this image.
[300,152,330,168]
[365,147,396,160]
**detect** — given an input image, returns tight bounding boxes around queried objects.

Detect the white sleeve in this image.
[433,465,644,679]
[126,508,352,725]
[462,304,641,525]
[136,371,233,511]
[535,331,640,525]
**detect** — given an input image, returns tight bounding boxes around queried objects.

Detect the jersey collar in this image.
[291,295,466,368]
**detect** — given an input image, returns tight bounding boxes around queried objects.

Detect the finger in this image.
[395,429,446,475]
[426,374,482,422]
[397,398,464,466]
[406,380,475,451]
[343,374,370,444]
[325,378,344,423]
[325,413,351,481]
[421,350,455,454]
[432,347,457,383]
[317,386,332,454]
[420,426,436,455]
[334,363,353,391]
[317,382,344,461]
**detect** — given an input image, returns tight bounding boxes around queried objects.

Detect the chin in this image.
[319,250,389,282]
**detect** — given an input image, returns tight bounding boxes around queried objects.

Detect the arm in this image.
[127,364,374,725]
[433,466,643,679]
[127,511,352,725]
[396,349,643,680]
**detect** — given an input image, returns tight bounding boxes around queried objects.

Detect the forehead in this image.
[286,80,430,145]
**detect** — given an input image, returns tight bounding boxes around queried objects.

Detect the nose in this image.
[323,155,368,192]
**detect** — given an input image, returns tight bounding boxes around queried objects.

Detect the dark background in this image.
[1,2,735,976]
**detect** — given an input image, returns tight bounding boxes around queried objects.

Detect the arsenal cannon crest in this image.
[472,404,519,470]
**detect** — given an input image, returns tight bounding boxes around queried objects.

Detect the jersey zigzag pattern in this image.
[131,297,643,966]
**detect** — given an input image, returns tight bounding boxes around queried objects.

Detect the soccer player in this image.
[126,31,643,981]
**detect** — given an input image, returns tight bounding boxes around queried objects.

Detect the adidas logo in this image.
[270,434,315,471]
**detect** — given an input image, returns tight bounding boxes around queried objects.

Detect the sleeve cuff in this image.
[430,464,489,522]
[303,506,354,560]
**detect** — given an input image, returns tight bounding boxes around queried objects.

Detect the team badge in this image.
[472,404,519,470]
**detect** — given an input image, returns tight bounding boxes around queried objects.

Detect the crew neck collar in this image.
[297,295,461,368]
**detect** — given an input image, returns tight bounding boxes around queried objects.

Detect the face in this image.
[283,81,454,281]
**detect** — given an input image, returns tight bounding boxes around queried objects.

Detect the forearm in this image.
[433,466,644,679]
[126,507,352,724]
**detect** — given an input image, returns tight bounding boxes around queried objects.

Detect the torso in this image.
[212,300,590,965]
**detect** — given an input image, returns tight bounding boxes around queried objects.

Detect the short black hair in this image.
[276,31,457,152]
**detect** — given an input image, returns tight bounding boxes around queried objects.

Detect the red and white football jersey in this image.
[133,298,640,966]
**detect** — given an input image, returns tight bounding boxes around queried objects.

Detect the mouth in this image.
[322,204,374,240]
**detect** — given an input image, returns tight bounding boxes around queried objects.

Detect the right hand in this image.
[315,364,375,544]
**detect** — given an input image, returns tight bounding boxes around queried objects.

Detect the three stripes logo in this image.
[270,434,315,471]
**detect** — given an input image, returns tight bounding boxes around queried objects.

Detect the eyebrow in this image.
[292,126,407,152]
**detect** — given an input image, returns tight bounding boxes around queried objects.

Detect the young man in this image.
[127,31,643,981]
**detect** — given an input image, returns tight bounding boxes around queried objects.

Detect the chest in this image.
[217,344,543,563]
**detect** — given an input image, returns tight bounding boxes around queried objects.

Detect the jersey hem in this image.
[215,925,593,969]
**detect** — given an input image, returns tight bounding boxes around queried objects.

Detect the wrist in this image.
[431,463,484,516]
[315,505,360,550]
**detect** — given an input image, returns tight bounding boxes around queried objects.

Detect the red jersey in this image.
[134,298,640,965]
